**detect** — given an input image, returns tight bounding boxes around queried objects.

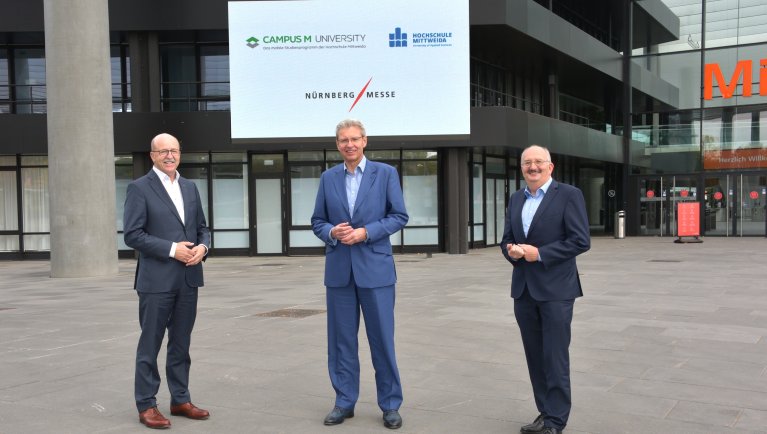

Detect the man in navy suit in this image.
[312,119,409,429]
[500,145,590,434]
[124,133,211,429]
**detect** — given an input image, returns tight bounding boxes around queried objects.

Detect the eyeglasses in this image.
[521,159,550,168]
[337,136,364,145]
[151,149,181,157]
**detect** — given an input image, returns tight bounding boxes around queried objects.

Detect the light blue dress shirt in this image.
[327,157,367,244]
[346,156,367,218]
[521,177,553,237]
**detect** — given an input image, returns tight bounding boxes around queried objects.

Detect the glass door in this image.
[639,177,664,236]
[251,154,285,254]
[739,174,766,236]
[639,176,698,236]
[703,173,767,236]
[703,175,728,236]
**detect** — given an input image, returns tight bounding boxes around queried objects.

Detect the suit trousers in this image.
[135,284,198,412]
[514,289,574,430]
[326,278,402,412]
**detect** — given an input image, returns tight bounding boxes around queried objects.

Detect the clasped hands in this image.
[331,222,367,245]
[174,241,206,266]
[507,243,539,262]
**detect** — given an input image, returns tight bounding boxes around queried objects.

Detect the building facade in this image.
[0,0,764,259]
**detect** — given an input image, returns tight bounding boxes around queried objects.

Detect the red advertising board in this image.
[677,202,700,237]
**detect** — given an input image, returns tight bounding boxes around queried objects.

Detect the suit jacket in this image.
[500,180,590,301]
[124,169,211,293]
[311,160,408,289]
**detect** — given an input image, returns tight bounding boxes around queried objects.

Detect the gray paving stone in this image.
[1,237,767,433]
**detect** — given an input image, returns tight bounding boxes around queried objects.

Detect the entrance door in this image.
[638,176,698,236]
[251,154,285,254]
[705,173,767,236]
[485,177,505,245]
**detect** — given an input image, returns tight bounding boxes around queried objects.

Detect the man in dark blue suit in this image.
[124,133,211,429]
[312,119,409,429]
[500,145,590,434]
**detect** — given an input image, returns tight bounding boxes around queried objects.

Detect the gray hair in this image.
[335,119,366,138]
[522,145,552,162]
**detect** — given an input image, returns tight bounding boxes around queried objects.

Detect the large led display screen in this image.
[228,0,469,139]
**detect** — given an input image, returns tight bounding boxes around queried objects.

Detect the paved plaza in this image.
[1,237,766,433]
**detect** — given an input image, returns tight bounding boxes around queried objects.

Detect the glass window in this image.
[403,150,438,160]
[14,48,46,114]
[731,112,752,145]
[161,45,197,112]
[367,150,400,160]
[115,155,132,250]
[486,156,505,175]
[402,160,438,226]
[0,170,19,232]
[211,152,246,163]
[705,0,767,48]
[253,154,284,173]
[111,45,131,112]
[212,163,248,229]
[21,167,49,236]
[21,156,47,165]
[290,165,321,226]
[200,45,229,111]
[657,0,703,53]
[0,235,19,252]
[115,157,133,234]
[0,156,15,166]
[0,49,9,114]
[472,163,484,224]
[182,153,210,163]
[178,166,209,223]
[288,151,324,162]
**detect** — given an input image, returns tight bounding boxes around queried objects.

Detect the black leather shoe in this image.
[541,428,562,434]
[383,410,402,429]
[520,413,545,433]
[323,406,354,425]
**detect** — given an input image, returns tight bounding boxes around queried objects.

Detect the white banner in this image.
[228,0,470,139]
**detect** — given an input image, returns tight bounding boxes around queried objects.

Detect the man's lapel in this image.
[180,178,196,228]
[147,170,183,225]
[353,162,377,213]
[527,180,559,236]
[511,191,527,242]
[330,164,351,220]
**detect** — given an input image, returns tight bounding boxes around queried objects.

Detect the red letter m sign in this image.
[703,59,767,100]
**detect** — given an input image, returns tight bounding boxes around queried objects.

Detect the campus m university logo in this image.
[704,59,767,100]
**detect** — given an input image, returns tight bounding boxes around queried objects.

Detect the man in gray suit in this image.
[124,133,211,429]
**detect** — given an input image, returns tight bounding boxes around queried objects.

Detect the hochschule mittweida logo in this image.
[389,27,407,47]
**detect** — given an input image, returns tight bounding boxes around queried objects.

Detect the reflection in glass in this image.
[22,167,48,233]
[0,171,19,231]
[290,165,321,226]
[403,161,438,226]
[14,48,46,114]
[212,164,248,229]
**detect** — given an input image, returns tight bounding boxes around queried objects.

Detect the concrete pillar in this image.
[442,148,469,254]
[44,0,117,277]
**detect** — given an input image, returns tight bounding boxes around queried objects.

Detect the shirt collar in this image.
[152,166,180,183]
[344,156,367,174]
[524,177,553,198]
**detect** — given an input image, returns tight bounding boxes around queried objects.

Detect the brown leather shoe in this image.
[138,407,171,429]
[170,402,210,420]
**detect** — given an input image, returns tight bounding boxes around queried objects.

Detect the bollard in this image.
[614,210,625,239]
